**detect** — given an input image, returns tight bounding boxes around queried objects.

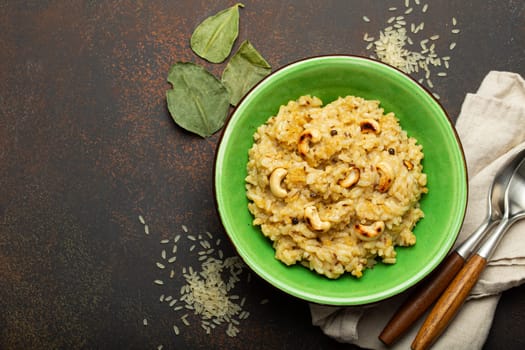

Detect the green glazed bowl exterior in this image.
[214,55,467,306]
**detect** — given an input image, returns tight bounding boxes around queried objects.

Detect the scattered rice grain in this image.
[437,72,447,77]
[143,318,148,326]
[173,325,180,335]
[452,17,457,26]
[405,7,413,14]
[451,28,460,34]
[168,256,177,263]
[430,34,440,40]
[181,314,190,326]
[362,15,370,22]
[449,42,456,50]
[422,3,428,12]
[144,225,150,235]
[182,224,188,232]
[154,279,164,285]
[156,262,166,269]
[138,215,145,225]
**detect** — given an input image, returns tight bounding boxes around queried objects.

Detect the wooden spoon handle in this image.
[411,254,488,350]
[379,252,465,345]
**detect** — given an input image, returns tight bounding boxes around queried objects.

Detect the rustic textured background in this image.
[1,1,524,349]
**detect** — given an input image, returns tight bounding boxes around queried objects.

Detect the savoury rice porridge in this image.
[245,95,427,279]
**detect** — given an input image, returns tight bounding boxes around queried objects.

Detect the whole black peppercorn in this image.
[388,148,395,155]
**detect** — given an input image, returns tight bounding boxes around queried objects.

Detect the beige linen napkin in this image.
[310,71,525,349]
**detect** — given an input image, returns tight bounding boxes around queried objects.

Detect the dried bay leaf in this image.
[190,3,244,64]
[166,62,230,138]
[221,40,272,106]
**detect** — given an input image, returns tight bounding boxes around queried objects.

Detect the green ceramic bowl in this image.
[214,55,467,305]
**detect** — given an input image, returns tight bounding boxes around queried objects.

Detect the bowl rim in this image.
[213,54,468,305]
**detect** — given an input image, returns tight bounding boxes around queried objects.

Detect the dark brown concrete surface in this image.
[1,1,524,349]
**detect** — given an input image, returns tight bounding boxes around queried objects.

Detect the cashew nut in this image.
[304,206,331,232]
[269,168,288,198]
[376,161,395,193]
[338,166,360,188]
[359,119,381,134]
[354,221,385,241]
[298,129,321,156]
[403,160,414,170]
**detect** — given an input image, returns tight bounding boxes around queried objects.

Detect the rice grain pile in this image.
[362,0,461,99]
[245,95,427,279]
[138,217,263,347]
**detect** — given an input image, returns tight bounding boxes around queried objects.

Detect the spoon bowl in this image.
[507,157,525,219]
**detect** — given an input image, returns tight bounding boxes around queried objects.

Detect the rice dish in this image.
[245,95,427,279]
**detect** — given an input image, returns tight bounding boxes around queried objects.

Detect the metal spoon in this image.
[379,148,525,346]
[412,153,525,350]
